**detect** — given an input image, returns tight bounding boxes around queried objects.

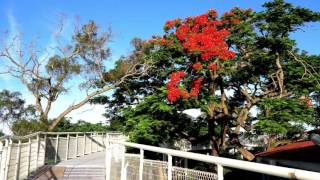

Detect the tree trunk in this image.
[231,135,255,161]
[47,82,120,131]
[208,118,219,156]
[275,51,285,97]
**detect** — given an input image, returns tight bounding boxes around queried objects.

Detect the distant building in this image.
[256,140,320,172]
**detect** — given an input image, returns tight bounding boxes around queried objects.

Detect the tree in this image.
[98,0,320,161]
[0,90,37,124]
[0,89,42,135]
[122,94,208,146]
[11,119,46,136]
[53,118,108,132]
[0,21,151,130]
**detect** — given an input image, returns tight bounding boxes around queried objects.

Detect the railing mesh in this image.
[108,150,217,180]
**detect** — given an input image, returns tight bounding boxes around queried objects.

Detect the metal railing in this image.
[0,131,107,180]
[105,134,320,180]
[1,131,320,180]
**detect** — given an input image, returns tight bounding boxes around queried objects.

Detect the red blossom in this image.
[167,71,186,102]
[174,11,235,61]
[190,77,204,97]
[160,38,166,45]
[167,87,181,103]
[180,89,190,99]
[165,9,239,103]
[208,63,218,71]
[164,19,181,30]
[192,62,202,71]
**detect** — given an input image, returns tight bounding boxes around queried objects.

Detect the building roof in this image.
[256,141,317,157]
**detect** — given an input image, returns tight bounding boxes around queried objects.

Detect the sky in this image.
[0,0,320,133]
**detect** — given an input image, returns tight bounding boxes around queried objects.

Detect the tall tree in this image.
[0,21,151,130]
[98,0,320,161]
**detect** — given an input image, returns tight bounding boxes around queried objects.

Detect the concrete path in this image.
[56,151,106,167]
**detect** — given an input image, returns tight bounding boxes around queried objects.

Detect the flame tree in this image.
[96,0,320,160]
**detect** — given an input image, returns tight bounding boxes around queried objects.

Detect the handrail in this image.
[0,131,120,141]
[109,140,320,180]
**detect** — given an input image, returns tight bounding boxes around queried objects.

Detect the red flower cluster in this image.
[164,9,242,103]
[173,10,235,61]
[167,71,204,102]
[208,63,218,71]
[192,62,202,71]
[167,71,186,102]
[190,77,204,97]
[164,19,181,30]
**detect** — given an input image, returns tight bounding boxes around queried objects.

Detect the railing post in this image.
[105,134,111,180]
[0,141,5,179]
[75,133,79,157]
[43,134,47,165]
[4,139,12,180]
[83,133,86,155]
[217,164,224,180]
[27,138,31,175]
[90,132,93,154]
[139,148,144,180]
[55,135,59,163]
[99,133,103,151]
[36,134,40,168]
[66,134,70,160]
[120,143,126,180]
[14,140,21,180]
[168,155,172,180]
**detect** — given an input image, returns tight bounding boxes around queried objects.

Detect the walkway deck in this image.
[34,152,106,180]
[56,151,105,167]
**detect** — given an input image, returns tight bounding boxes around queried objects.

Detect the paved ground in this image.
[56,152,106,167]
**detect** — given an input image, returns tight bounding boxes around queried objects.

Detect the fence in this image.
[0,131,106,180]
[121,154,217,180]
[106,137,320,180]
[1,131,320,180]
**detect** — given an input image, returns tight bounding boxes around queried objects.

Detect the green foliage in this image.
[122,95,208,146]
[0,90,36,123]
[10,117,108,136]
[53,118,108,132]
[123,95,174,145]
[11,120,47,136]
[255,98,314,135]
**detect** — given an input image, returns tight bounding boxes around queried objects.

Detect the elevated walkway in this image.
[33,152,105,180]
[0,131,111,180]
[1,131,320,180]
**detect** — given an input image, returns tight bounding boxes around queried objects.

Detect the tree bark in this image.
[208,118,219,156]
[231,134,255,161]
[275,51,285,97]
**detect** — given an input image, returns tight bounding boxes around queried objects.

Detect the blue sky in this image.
[0,0,320,132]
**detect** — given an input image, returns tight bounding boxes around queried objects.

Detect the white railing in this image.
[105,135,320,180]
[123,153,217,180]
[0,131,107,180]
